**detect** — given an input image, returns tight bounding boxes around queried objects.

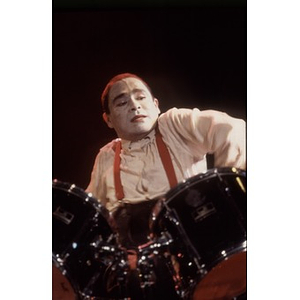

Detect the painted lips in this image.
[131,115,147,122]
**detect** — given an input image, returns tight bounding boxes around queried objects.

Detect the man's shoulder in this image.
[100,138,120,153]
[91,139,119,167]
[159,107,200,122]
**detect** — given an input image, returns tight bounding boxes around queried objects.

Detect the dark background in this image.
[53,0,246,189]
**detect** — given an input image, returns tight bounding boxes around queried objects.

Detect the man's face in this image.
[103,77,161,141]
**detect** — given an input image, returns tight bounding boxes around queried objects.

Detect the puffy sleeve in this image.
[85,150,103,199]
[85,140,117,206]
[159,108,246,170]
[203,110,246,170]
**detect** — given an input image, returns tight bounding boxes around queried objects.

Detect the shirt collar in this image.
[121,129,156,151]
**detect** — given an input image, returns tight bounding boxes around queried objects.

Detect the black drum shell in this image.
[52,180,124,299]
[150,168,247,299]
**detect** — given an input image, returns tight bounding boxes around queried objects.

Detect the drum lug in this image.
[138,231,174,254]
[165,210,180,226]
[53,252,70,266]
[53,206,74,225]
[137,254,156,288]
[92,240,129,274]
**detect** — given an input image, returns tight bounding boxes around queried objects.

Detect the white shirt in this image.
[86,108,246,212]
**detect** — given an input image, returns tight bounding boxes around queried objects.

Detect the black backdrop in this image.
[53,0,246,189]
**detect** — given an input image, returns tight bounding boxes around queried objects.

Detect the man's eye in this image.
[116,100,127,107]
[136,96,146,100]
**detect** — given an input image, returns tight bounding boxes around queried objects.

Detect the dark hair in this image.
[101,73,153,114]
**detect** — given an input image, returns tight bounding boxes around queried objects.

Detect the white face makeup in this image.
[104,77,160,141]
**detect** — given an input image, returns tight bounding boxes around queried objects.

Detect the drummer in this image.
[86,73,246,298]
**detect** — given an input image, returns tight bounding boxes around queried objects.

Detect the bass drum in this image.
[52,180,127,300]
[151,168,246,300]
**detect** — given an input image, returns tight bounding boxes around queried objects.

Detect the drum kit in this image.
[53,168,246,300]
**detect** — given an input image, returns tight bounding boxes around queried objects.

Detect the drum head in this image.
[192,251,246,300]
[52,265,77,300]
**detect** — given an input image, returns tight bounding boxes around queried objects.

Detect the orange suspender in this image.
[113,127,177,200]
[155,127,178,189]
[113,140,125,200]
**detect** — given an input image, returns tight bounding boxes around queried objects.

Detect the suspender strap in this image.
[114,140,125,200]
[155,127,178,189]
[113,126,178,200]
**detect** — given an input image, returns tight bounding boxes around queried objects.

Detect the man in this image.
[86,73,246,299]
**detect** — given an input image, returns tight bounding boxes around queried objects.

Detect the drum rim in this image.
[166,167,246,199]
[52,179,115,221]
[53,180,99,205]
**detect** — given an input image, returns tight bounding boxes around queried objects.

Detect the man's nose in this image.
[129,97,141,111]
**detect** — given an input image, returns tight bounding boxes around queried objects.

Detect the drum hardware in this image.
[53,252,70,268]
[137,250,156,289]
[137,231,174,288]
[53,206,75,225]
[139,231,174,254]
[79,249,128,299]
[90,239,130,297]
[100,244,129,279]
[136,231,195,300]
[53,253,69,278]
[90,234,119,255]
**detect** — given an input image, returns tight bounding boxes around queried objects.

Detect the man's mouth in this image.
[131,115,147,122]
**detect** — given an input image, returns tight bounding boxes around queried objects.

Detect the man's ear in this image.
[154,98,161,114]
[102,112,114,128]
